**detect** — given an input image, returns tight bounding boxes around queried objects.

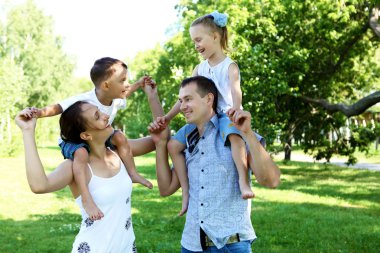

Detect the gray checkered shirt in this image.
[180,114,256,251]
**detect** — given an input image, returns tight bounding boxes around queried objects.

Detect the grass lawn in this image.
[1,146,379,252]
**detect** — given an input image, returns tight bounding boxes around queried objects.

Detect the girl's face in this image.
[80,103,113,139]
[190,24,220,60]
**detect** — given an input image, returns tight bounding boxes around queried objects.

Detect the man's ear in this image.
[207,93,214,106]
[80,132,92,141]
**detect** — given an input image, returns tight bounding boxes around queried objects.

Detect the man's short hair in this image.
[180,76,218,112]
[90,57,128,88]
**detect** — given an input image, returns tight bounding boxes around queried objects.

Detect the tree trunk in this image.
[284,139,292,161]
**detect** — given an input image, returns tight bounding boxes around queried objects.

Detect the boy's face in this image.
[104,63,130,99]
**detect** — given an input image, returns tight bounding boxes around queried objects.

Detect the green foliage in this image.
[0,0,75,156]
[126,0,380,162]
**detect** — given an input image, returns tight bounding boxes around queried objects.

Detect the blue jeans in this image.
[181,240,252,253]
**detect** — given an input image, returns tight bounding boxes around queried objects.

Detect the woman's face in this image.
[80,103,114,139]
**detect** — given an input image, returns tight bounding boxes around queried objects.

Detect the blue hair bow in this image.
[210,10,228,27]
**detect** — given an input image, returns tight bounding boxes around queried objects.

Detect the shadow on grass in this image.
[251,200,380,253]
[1,194,379,253]
[275,161,380,205]
[0,211,80,253]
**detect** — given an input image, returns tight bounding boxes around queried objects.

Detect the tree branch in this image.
[369,5,380,38]
[300,91,380,117]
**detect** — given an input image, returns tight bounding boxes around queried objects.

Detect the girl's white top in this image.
[197,57,241,113]
[72,151,136,253]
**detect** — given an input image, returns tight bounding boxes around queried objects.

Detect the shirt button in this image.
[201,203,204,206]
[201,152,204,155]
[201,169,204,172]
[201,221,204,223]
[201,186,204,189]
[202,136,205,139]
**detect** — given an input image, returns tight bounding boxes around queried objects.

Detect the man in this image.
[149,76,280,252]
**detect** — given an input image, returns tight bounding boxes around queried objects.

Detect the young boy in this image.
[24,57,154,221]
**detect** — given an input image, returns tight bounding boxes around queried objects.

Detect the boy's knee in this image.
[112,130,127,146]
[73,147,89,162]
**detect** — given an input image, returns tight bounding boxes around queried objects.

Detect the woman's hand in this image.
[15,109,38,132]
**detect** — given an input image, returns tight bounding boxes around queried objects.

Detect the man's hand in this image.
[227,108,252,135]
[148,120,170,145]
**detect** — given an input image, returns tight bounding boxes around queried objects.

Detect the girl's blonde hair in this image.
[191,14,229,51]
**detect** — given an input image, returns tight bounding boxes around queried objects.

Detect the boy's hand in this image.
[143,75,157,89]
[155,116,169,129]
[19,107,41,119]
[135,75,156,89]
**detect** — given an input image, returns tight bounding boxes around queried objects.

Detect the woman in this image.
[16,101,140,252]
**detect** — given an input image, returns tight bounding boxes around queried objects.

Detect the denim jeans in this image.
[181,240,252,253]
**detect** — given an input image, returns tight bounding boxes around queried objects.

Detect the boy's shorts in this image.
[172,113,265,147]
[59,130,118,160]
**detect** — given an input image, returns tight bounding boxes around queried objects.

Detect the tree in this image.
[141,0,380,164]
[0,0,75,155]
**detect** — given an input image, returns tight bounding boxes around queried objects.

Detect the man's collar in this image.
[209,114,219,129]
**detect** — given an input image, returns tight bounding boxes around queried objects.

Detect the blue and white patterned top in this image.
[180,114,256,251]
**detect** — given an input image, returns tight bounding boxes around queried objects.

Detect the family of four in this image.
[16,11,280,253]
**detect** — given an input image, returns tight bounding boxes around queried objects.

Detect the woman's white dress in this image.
[71,153,136,253]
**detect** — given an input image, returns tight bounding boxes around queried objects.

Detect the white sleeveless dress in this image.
[71,151,137,253]
[197,57,241,113]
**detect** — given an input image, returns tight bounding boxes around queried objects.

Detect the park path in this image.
[274,152,380,172]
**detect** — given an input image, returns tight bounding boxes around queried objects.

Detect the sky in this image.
[7,0,180,77]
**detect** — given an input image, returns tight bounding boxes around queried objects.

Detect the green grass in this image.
[1,147,379,252]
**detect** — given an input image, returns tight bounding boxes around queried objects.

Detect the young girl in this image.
[158,11,263,216]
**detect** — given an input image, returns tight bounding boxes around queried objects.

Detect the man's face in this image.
[179,82,211,125]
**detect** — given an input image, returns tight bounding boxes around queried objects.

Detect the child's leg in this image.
[128,137,155,157]
[111,130,153,189]
[73,147,104,220]
[167,139,188,216]
[229,134,255,199]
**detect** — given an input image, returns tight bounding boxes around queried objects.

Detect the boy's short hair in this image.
[90,57,128,87]
[181,76,218,112]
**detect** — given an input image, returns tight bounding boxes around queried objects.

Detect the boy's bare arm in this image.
[126,76,154,98]
[20,104,63,119]
[37,104,63,118]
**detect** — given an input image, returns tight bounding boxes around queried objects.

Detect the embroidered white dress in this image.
[71,153,136,253]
